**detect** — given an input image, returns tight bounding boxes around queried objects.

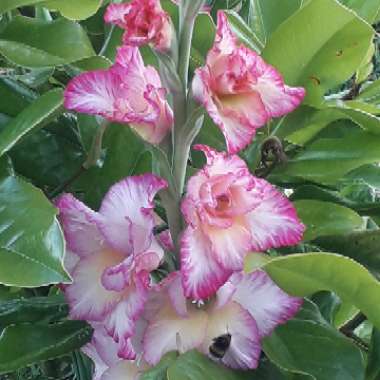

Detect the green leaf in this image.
[0,175,70,287]
[248,0,302,43]
[0,0,46,13]
[273,129,380,185]
[294,200,364,241]
[326,101,380,135]
[225,10,264,53]
[0,88,63,157]
[0,321,92,374]
[263,0,374,105]
[358,79,380,106]
[0,78,34,117]
[41,0,103,21]
[338,0,380,23]
[141,352,178,380]
[0,16,95,68]
[167,350,262,380]
[0,295,68,327]
[315,230,380,277]
[366,328,380,380]
[263,300,365,380]
[245,252,380,332]
[9,121,84,190]
[72,123,150,209]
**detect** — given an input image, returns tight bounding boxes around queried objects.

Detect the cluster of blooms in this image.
[59,1,306,379]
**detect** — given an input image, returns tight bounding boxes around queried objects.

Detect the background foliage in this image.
[1,0,380,379]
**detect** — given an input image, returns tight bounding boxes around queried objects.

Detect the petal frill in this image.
[230,271,303,338]
[204,301,261,370]
[65,249,123,321]
[104,280,149,359]
[56,193,103,257]
[64,70,120,119]
[180,226,232,300]
[104,3,131,29]
[97,175,167,255]
[254,59,305,118]
[244,178,305,251]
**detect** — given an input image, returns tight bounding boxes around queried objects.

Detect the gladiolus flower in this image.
[64,46,173,145]
[56,174,167,359]
[192,11,305,154]
[180,145,304,300]
[142,271,302,369]
[105,0,173,52]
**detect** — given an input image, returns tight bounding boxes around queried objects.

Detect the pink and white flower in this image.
[64,45,173,145]
[192,11,305,154]
[104,0,173,52]
[180,145,304,300]
[142,270,302,369]
[56,174,167,359]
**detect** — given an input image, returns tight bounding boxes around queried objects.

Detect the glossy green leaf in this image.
[338,0,380,23]
[246,252,380,331]
[42,0,103,20]
[294,200,364,241]
[9,122,84,190]
[0,16,95,67]
[248,0,302,43]
[316,230,380,277]
[326,101,380,135]
[0,295,68,327]
[141,352,178,380]
[366,328,380,380]
[263,0,374,105]
[0,88,63,157]
[357,79,380,106]
[274,129,380,185]
[291,184,380,217]
[0,0,46,13]
[167,350,262,380]
[0,321,92,374]
[0,78,34,117]
[263,300,365,380]
[0,175,70,287]
[225,10,263,53]
[72,122,150,209]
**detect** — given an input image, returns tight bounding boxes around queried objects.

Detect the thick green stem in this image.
[156,0,206,265]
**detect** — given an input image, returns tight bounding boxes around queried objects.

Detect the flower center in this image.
[216,194,230,212]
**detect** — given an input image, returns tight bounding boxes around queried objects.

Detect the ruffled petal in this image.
[65,249,123,321]
[143,298,208,365]
[56,194,103,257]
[231,271,303,338]
[180,226,232,300]
[64,70,120,119]
[90,324,120,367]
[203,301,261,370]
[104,280,149,359]
[244,179,305,251]
[97,174,167,255]
[104,3,131,29]
[254,60,305,118]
